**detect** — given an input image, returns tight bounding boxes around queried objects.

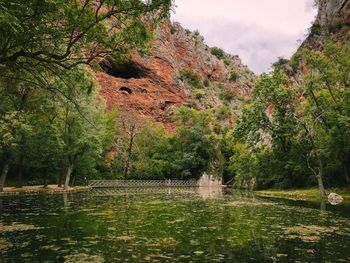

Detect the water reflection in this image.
[88,186,224,200]
[197,186,224,199]
[0,188,349,262]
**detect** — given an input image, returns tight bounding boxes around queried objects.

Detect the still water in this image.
[0,188,350,262]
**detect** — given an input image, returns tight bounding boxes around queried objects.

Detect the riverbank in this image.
[255,188,350,202]
[0,185,90,196]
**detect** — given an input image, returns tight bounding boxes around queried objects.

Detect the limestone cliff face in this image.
[302,0,350,49]
[284,0,350,83]
[95,21,256,131]
[316,0,350,28]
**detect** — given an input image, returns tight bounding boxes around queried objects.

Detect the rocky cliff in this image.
[301,0,350,49]
[316,0,350,28]
[95,20,256,131]
[279,0,350,83]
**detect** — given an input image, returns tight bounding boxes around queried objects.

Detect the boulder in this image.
[328,193,344,205]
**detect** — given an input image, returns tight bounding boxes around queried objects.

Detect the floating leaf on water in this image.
[64,253,104,263]
[0,239,12,250]
[21,253,33,258]
[286,225,339,235]
[0,223,43,233]
[116,235,134,241]
[190,239,200,245]
[276,254,288,257]
[194,251,204,256]
[40,245,61,251]
[223,201,274,207]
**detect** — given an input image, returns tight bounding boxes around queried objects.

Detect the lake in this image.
[0,188,350,262]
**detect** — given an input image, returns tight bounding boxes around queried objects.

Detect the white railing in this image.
[88,179,199,188]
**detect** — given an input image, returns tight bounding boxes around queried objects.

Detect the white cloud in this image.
[171,0,317,73]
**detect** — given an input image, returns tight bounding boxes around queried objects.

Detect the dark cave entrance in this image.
[100,58,149,79]
[119,87,132,94]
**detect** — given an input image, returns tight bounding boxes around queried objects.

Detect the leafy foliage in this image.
[229,71,239,81]
[231,43,350,191]
[211,47,225,60]
[179,68,202,89]
[0,0,172,189]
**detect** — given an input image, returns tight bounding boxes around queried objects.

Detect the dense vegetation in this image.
[231,43,350,195]
[0,1,349,197]
[0,0,172,190]
[110,107,222,180]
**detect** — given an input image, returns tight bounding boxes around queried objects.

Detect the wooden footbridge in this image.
[88,179,199,189]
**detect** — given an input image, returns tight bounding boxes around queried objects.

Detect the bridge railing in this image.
[88,179,199,188]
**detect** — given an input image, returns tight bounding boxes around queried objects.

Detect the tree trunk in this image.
[58,172,64,187]
[43,167,48,188]
[316,157,326,197]
[0,162,9,192]
[123,160,130,180]
[64,164,74,190]
[301,122,326,197]
[344,163,350,185]
[124,135,134,179]
[71,173,76,187]
[16,164,23,188]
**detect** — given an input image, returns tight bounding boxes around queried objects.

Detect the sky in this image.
[171,0,318,74]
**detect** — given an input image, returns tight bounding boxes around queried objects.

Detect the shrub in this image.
[193,89,205,100]
[328,21,343,33]
[224,59,231,66]
[217,83,225,90]
[211,47,225,60]
[309,24,321,36]
[215,105,231,120]
[272,57,289,70]
[219,86,234,101]
[179,68,202,89]
[229,71,239,81]
[170,25,177,34]
[92,63,102,72]
[203,78,210,87]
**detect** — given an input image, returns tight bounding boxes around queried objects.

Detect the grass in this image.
[255,188,350,202]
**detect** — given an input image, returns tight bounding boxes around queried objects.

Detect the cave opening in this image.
[119,87,132,94]
[100,58,149,79]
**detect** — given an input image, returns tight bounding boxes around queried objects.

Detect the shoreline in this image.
[0,185,91,196]
[255,188,350,202]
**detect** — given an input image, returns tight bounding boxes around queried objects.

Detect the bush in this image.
[179,68,202,89]
[170,25,177,34]
[309,24,321,36]
[193,89,205,100]
[203,78,210,87]
[219,86,234,101]
[272,57,289,70]
[215,105,231,120]
[224,59,231,66]
[211,47,225,60]
[229,71,239,81]
[328,21,343,33]
[92,63,102,72]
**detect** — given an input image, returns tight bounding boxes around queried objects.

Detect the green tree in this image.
[113,111,144,179]
[233,70,309,190]
[0,0,172,190]
[299,43,350,189]
[0,0,171,80]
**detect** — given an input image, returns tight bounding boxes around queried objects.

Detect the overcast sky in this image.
[171,0,318,74]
